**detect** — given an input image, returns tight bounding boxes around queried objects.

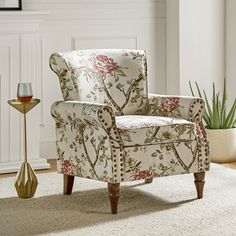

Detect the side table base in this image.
[15,162,38,198]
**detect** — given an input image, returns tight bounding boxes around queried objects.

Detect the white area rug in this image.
[1,164,236,236]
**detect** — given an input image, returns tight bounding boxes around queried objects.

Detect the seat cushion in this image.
[116,115,196,146]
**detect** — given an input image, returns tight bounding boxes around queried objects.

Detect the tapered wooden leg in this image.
[108,183,120,214]
[63,174,74,195]
[194,172,205,199]
[145,178,153,183]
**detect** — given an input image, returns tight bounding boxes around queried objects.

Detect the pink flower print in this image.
[196,121,207,138]
[134,170,153,180]
[62,160,74,175]
[92,55,118,77]
[160,97,180,115]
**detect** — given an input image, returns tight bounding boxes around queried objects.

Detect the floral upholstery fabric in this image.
[49,49,147,116]
[50,49,210,184]
[116,115,196,146]
[51,101,125,183]
[124,141,199,181]
[147,94,210,172]
[148,94,205,125]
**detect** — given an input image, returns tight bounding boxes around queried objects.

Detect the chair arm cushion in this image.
[147,94,205,123]
[51,101,117,133]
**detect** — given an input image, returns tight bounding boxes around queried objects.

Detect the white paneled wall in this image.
[22,0,166,158]
[0,12,50,173]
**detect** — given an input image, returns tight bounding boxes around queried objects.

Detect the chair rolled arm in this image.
[51,101,125,183]
[147,94,205,123]
[51,101,118,134]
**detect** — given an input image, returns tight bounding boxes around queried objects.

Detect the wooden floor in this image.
[1,160,236,179]
[222,162,236,170]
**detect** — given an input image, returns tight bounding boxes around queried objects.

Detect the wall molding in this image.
[0,159,50,174]
[23,0,165,24]
[72,36,138,50]
[24,0,164,4]
[0,12,50,173]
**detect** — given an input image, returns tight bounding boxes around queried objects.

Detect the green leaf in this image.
[221,78,227,121]
[135,161,141,167]
[114,74,119,82]
[151,152,158,157]
[121,132,132,142]
[203,114,211,129]
[189,81,195,96]
[233,118,236,127]
[223,100,236,128]
[189,79,236,129]
[212,84,219,128]
[215,92,221,128]
[116,68,126,77]
[195,81,203,98]
[203,90,213,121]
[116,82,124,92]
[227,108,236,128]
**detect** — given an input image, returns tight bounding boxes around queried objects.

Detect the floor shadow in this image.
[0,185,196,236]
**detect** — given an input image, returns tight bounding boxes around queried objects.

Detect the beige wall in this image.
[179,0,225,96]
[226,0,236,105]
[165,0,180,95]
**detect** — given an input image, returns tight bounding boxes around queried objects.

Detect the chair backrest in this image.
[49,49,148,115]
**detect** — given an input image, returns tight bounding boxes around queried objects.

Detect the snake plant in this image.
[189,79,236,129]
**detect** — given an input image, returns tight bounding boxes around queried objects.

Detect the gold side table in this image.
[8,99,40,198]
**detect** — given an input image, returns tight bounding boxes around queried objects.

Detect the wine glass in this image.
[17,82,33,102]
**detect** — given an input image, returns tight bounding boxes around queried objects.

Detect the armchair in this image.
[49,49,210,214]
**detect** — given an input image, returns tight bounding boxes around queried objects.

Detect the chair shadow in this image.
[0,185,196,236]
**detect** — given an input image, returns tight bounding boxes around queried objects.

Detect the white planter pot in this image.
[206,128,236,163]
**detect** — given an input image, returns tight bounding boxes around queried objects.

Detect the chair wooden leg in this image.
[63,174,74,195]
[108,183,120,214]
[145,177,153,183]
[194,172,205,199]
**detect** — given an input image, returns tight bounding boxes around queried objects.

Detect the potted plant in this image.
[189,79,236,163]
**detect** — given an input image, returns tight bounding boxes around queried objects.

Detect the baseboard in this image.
[40,140,57,160]
[0,159,50,174]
